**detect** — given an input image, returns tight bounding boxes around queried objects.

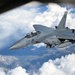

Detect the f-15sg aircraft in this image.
[10,11,75,50]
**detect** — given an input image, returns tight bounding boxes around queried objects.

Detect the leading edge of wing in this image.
[33,24,54,32]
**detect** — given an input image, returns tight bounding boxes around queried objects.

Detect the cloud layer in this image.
[39,54,75,75]
[0,54,75,75]
[0,55,18,65]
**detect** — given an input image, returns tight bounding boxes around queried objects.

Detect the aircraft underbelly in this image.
[56,41,72,48]
[44,37,61,45]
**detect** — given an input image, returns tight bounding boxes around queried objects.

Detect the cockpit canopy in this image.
[25,31,41,38]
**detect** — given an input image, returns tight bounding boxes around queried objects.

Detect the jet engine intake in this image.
[72,29,75,33]
[55,26,58,29]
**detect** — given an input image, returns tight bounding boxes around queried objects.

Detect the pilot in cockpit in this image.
[31,32,37,36]
[25,31,41,38]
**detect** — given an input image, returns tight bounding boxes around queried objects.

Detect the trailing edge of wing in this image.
[57,11,67,29]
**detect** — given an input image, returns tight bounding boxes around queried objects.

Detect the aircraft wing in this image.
[57,35,75,40]
[56,29,75,40]
[33,25,54,32]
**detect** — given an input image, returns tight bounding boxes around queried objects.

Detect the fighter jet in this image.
[10,11,75,50]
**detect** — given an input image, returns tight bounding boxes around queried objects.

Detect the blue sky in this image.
[0,1,75,75]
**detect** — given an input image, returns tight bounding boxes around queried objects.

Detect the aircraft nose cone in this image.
[9,44,19,50]
[9,38,27,50]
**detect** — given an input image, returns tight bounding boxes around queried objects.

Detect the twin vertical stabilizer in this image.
[57,11,67,29]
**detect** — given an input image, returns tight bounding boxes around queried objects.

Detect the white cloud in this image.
[0,68,6,75]
[47,3,67,13]
[0,71,5,75]
[0,2,40,49]
[0,54,75,75]
[39,63,66,75]
[0,55,18,65]
[7,66,29,75]
[38,54,75,75]
[32,43,45,49]
[31,3,67,28]
[24,1,41,7]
